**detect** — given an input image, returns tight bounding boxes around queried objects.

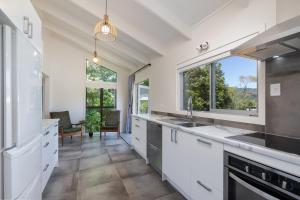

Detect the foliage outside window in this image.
[137,80,150,115]
[86,60,117,132]
[182,56,258,115]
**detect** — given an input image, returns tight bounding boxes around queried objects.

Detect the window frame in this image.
[135,80,150,115]
[179,55,259,116]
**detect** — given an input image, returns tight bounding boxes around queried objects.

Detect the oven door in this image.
[225,168,296,200]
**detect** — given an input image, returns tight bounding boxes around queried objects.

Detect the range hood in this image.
[232,15,300,60]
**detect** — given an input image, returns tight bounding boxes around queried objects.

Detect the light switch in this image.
[270,83,281,96]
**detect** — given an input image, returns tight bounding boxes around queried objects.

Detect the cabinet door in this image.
[162,127,192,197]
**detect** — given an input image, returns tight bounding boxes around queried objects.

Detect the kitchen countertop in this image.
[132,114,300,166]
[42,119,59,132]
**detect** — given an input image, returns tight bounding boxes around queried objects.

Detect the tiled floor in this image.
[43,133,185,200]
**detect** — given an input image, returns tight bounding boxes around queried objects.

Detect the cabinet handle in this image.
[28,23,33,39]
[44,142,50,148]
[171,129,173,142]
[23,16,29,34]
[44,131,50,136]
[135,118,140,121]
[54,124,58,127]
[54,149,58,154]
[43,164,49,172]
[54,132,58,136]
[196,180,212,192]
[196,138,211,146]
[135,124,140,128]
[135,137,140,141]
[174,130,178,144]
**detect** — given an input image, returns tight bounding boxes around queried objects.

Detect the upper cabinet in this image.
[0,0,43,52]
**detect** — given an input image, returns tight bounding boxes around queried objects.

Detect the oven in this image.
[224,152,300,200]
[147,121,162,175]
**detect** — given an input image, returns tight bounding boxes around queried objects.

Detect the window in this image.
[85,60,117,131]
[136,80,149,115]
[181,56,258,115]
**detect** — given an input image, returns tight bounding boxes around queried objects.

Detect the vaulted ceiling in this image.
[32,0,231,70]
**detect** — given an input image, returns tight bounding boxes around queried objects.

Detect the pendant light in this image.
[94,0,117,41]
[92,38,99,63]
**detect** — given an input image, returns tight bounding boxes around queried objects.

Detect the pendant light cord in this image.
[94,38,97,51]
[105,0,108,15]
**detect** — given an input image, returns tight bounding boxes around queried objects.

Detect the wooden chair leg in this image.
[100,131,102,140]
[61,135,64,146]
[105,132,106,136]
[71,135,72,140]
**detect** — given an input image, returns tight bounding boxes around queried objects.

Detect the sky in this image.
[217,56,257,88]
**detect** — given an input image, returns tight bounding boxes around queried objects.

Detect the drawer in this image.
[132,117,147,142]
[133,136,147,159]
[191,178,222,200]
[190,136,224,191]
[42,161,53,191]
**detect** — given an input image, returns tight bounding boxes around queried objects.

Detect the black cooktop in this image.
[227,132,300,156]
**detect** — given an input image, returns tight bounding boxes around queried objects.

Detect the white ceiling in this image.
[32,0,232,70]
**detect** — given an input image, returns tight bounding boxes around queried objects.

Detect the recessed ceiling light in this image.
[273,55,280,58]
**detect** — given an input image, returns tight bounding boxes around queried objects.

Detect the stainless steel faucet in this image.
[187,96,193,120]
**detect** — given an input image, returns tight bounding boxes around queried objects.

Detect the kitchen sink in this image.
[177,122,209,127]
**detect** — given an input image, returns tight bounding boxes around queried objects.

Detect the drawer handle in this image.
[135,118,140,121]
[44,142,50,148]
[54,132,58,136]
[135,124,140,128]
[196,138,211,146]
[44,131,49,136]
[43,164,49,172]
[196,180,212,192]
[174,130,178,144]
[23,16,29,34]
[54,124,58,127]
[54,149,58,154]
[28,23,33,39]
[135,137,140,141]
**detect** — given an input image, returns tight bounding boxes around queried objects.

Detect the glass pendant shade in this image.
[94,14,117,41]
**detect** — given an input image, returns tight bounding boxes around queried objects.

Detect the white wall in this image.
[135,0,277,125]
[42,29,130,132]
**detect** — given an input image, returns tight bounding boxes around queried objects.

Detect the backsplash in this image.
[266,52,300,138]
[151,111,265,132]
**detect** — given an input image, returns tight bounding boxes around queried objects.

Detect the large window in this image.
[136,79,149,115]
[86,60,117,131]
[181,56,258,115]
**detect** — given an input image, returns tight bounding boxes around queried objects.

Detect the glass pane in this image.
[86,60,117,82]
[103,89,116,108]
[212,56,257,111]
[86,88,100,107]
[182,65,210,111]
[137,80,149,114]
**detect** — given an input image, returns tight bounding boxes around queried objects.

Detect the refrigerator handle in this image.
[3,25,14,148]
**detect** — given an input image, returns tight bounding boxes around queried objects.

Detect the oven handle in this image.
[229,172,280,200]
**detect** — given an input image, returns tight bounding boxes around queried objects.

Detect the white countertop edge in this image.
[131,114,300,166]
[42,119,59,131]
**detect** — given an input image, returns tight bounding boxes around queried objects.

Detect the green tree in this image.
[86,60,117,82]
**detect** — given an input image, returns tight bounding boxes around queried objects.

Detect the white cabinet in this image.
[162,125,224,200]
[189,135,223,200]
[0,0,43,51]
[162,126,193,198]
[42,121,59,191]
[131,117,147,160]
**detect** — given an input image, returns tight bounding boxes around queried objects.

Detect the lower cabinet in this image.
[42,121,59,191]
[131,117,147,160]
[162,125,223,200]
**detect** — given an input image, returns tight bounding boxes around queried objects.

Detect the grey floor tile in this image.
[106,144,132,155]
[155,192,186,200]
[79,154,111,170]
[81,147,107,159]
[114,159,152,178]
[52,159,79,177]
[78,180,130,200]
[42,191,77,200]
[59,149,82,161]
[43,173,78,198]
[109,150,138,163]
[123,173,173,200]
[78,164,120,190]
